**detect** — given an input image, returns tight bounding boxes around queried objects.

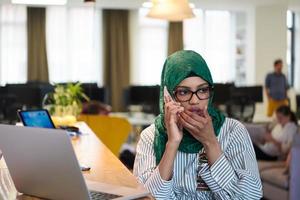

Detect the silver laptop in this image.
[0,124,149,200]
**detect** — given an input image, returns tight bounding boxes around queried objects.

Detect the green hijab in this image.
[154,50,225,164]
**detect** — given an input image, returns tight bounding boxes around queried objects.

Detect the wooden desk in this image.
[72,122,139,188]
[0,122,146,199]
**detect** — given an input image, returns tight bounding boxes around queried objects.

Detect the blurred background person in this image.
[253,105,298,161]
[265,59,289,117]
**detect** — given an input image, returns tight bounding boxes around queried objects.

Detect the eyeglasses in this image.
[173,85,214,102]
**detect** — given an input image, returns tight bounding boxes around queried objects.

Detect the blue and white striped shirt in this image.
[133,118,263,199]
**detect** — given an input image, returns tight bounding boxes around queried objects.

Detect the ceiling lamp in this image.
[146,0,195,21]
[84,0,95,2]
[12,0,67,5]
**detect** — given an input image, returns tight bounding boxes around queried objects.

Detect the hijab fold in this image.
[154,50,225,164]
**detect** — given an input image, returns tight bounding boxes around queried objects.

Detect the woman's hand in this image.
[164,87,184,144]
[158,87,184,181]
[178,106,222,165]
[264,133,282,151]
[264,133,273,142]
[178,106,216,146]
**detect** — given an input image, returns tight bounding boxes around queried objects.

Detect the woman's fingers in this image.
[179,111,201,128]
[178,113,199,131]
[165,101,184,121]
[203,106,209,119]
[178,117,200,140]
[165,102,181,111]
[170,106,184,119]
[164,87,182,109]
[164,86,171,103]
[164,86,178,104]
[164,87,169,104]
[184,110,208,125]
[184,110,203,121]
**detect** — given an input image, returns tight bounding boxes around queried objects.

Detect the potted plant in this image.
[43,82,89,126]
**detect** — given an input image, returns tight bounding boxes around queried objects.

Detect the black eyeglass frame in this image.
[173,85,214,102]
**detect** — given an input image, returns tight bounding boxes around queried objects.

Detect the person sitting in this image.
[81,100,112,115]
[253,105,298,161]
[133,50,262,199]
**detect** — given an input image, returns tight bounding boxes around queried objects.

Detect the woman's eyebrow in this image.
[177,83,209,89]
[197,83,210,88]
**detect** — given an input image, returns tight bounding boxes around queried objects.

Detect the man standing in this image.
[265,59,289,117]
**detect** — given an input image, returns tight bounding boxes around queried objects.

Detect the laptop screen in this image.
[18,110,55,129]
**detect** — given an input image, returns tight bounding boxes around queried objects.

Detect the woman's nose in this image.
[189,93,200,104]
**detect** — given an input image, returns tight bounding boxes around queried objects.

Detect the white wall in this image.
[251,3,291,120]
[245,7,256,85]
[254,3,288,85]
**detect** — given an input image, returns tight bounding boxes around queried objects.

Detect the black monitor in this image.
[81,83,109,104]
[125,85,160,114]
[232,86,263,103]
[5,84,40,108]
[212,83,234,104]
[5,83,54,108]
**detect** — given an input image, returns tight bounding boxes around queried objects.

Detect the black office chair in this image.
[0,94,22,124]
[226,95,255,122]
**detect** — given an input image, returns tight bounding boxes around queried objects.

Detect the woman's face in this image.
[275,112,290,126]
[173,76,210,116]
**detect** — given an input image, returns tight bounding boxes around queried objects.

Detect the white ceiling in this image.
[0,0,297,10]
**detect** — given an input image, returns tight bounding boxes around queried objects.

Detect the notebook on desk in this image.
[0,124,149,200]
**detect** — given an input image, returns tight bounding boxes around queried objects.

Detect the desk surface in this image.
[73,122,139,188]
[0,122,143,199]
[109,112,155,127]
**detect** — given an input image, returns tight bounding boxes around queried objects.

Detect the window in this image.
[294,11,300,92]
[184,9,235,83]
[0,5,27,85]
[131,9,237,85]
[130,8,168,85]
[46,6,102,85]
[287,10,295,87]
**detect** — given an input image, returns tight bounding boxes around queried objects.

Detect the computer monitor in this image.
[125,85,160,114]
[212,83,234,104]
[81,83,109,104]
[232,86,263,103]
[5,84,40,108]
[5,83,54,108]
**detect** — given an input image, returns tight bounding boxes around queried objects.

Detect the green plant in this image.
[45,83,90,116]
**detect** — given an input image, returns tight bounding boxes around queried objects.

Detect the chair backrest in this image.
[77,115,132,156]
[226,96,255,122]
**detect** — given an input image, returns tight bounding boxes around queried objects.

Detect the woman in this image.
[133,50,262,199]
[254,105,298,161]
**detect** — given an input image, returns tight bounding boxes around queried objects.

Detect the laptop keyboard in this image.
[89,190,122,200]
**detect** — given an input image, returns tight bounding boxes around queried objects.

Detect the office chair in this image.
[226,95,255,122]
[77,115,132,157]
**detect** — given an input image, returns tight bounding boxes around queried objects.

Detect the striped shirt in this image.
[133,118,263,199]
